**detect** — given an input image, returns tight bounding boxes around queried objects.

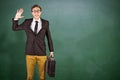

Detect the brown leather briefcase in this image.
[46,57,56,77]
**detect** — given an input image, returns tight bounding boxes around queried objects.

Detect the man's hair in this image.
[31,4,42,11]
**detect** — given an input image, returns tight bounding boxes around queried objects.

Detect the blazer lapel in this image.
[37,18,45,35]
[27,18,35,34]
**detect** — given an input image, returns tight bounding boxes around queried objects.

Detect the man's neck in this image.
[34,18,40,21]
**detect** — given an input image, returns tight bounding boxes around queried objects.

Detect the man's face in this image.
[32,7,42,20]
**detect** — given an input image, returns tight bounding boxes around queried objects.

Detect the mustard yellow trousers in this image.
[26,55,47,80]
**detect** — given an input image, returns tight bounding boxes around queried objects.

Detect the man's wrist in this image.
[50,52,54,53]
[14,17,19,20]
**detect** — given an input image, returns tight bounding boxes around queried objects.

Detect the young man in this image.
[12,4,54,80]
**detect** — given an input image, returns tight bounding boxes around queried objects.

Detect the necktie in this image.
[34,21,38,35]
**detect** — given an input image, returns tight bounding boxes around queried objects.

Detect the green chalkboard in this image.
[0,0,120,80]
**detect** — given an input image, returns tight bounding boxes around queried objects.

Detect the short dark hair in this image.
[31,4,42,11]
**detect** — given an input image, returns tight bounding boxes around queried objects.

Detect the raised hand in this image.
[14,8,24,20]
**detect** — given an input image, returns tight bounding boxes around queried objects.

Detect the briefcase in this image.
[46,57,56,77]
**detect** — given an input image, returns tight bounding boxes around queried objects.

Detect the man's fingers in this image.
[17,9,19,13]
[20,16,24,18]
[50,53,54,58]
[19,8,24,12]
[17,8,24,13]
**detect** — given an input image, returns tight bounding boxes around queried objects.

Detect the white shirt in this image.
[31,18,42,33]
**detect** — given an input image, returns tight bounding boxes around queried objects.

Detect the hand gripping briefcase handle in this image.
[46,56,56,77]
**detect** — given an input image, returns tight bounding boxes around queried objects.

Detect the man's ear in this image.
[40,11,42,14]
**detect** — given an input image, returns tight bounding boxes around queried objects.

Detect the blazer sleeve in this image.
[46,21,54,52]
[12,18,27,31]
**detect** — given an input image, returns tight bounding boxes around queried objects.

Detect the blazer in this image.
[12,18,54,56]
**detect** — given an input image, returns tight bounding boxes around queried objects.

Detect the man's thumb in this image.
[20,16,24,18]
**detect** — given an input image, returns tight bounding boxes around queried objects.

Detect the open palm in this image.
[15,8,24,20]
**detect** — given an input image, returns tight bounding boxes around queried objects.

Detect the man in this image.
[12,4,54,80]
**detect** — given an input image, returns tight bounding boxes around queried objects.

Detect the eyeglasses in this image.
[32,10,41,13]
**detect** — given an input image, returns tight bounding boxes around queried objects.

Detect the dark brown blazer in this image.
[12,18,54,56]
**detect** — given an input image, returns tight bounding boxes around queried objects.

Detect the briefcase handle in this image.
[51,57,55,61]
[48,56,55,61]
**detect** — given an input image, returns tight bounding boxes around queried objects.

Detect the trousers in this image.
[26,55,47,80]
